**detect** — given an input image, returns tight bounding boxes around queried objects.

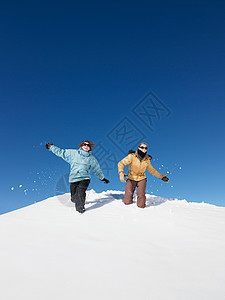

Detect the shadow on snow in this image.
[85,192,174,211]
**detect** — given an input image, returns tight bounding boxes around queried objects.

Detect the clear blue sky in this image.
[1,0,225,214]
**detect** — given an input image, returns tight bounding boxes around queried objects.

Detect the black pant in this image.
[70,180,90,212]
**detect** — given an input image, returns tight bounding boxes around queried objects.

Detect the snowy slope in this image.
[0,190,225,300]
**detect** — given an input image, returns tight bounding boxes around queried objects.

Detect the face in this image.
[81,143,91,152]
[138,144,148,153]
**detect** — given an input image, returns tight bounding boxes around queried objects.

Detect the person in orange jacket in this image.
[118,142,169,208]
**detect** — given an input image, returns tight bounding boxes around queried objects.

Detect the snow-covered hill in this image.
[0,190,225,300]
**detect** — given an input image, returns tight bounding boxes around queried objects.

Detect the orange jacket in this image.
[118,151,164,181]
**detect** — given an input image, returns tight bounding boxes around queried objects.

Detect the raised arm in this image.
[48,145,73,164]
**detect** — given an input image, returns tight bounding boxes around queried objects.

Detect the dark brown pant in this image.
[123,179,147,208]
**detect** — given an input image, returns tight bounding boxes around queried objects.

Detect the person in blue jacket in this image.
[46,140,109,213]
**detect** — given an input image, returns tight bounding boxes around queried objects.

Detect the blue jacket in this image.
[49,145,105,183]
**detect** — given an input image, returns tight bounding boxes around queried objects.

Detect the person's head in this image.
[138,142,148,153]
[79,140,95,152]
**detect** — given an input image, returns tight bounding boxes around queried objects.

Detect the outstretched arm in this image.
[48,144,73,164]
[146,161,164,179]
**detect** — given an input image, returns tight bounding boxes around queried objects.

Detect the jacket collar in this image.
[129,149,152,160]
[135,150,148,161]
[78,148,91,157]
[135,150,152,161]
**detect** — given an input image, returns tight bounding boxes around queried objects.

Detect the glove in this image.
[119,173,125,182]
[162,176,169,182]
[46,143,53,149]
[102,178,109,184]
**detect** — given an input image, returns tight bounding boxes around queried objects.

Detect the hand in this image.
[102,178,109,184]
[162,176,169,182]
[46,143,53,149]
[120,173,125,182]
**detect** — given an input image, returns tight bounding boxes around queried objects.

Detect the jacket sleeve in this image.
[90,156,105,180]
[118,154,133,174]
[49,145,73,164]
[146,161,163,179]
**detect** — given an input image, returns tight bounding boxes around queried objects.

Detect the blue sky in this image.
[1,0,225,214]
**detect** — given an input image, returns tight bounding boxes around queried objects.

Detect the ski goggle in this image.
[139,146,148,150]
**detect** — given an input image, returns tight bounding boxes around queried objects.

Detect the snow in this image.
[0,190,225,300]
